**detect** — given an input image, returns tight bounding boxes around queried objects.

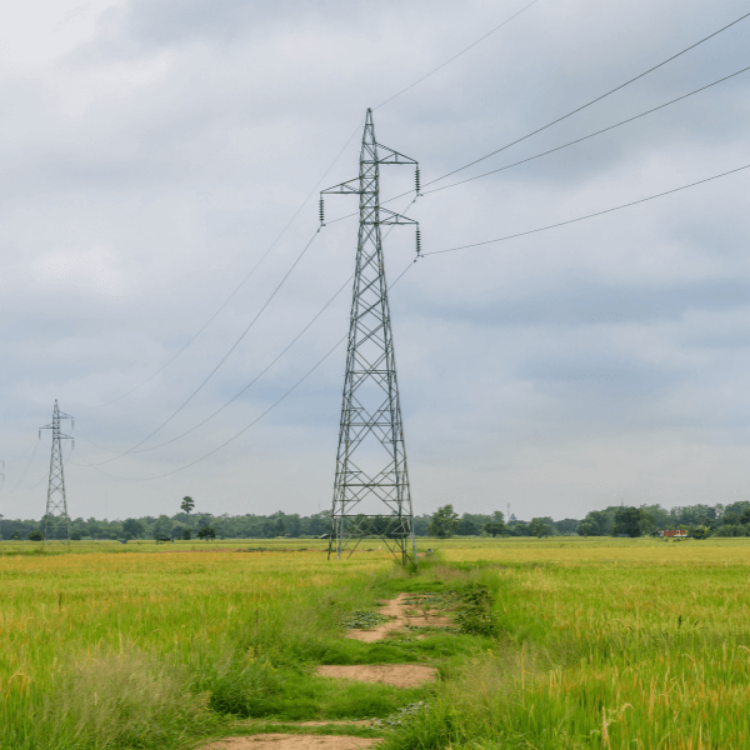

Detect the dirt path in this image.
[201,735,378,750]
[346,593,453,643]
[202,594,452,750]
[316,664,436,688]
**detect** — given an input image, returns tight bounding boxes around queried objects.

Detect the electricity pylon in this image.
[40,400,74,544]
[320,108,420,566]
[0,460,4,543]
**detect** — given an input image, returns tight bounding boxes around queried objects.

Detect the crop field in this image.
[1,537,749,749]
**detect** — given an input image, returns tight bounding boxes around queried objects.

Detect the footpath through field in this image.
[200,593,455,750]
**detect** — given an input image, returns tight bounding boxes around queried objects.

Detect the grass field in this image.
[1,537,749,749]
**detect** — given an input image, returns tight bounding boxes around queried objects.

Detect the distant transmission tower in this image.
[39,400,74,544]
[320,108,420,566]
[0,460,4,543]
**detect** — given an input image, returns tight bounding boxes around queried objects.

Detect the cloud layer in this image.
[1,0,749,522]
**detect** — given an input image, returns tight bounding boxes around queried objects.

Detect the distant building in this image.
[658,529,688,538]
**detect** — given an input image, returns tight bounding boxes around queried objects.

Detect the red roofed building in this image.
[659,529,688,538]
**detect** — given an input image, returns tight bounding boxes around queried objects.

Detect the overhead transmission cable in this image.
[76,0,541,412]
[78,121,364,411]
[423,162,750,256]
[131,273,354,454]
[76,262,416,481]
[373,0,542,110]
[76,196,419,459]
[80,228,321,466]
[324,59,750,228]
[125,196,419,454]
[424,64,750,194]
[0,437,40,499]
[422,9,750,189]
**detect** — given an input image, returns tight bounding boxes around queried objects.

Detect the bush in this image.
[455,584,498,637]
[28,531,43,542]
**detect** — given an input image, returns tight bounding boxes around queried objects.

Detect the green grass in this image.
[4,538,750,749]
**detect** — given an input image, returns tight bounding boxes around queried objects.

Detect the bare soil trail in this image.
[201,735,378,750]
[202,593,454,750]
[346,593,453,643]
[315,664,436,688]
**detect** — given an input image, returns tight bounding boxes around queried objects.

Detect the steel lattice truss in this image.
[39,400,74,544]
[321,109,420,566]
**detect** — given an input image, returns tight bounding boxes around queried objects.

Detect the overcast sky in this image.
[1,0,749,522]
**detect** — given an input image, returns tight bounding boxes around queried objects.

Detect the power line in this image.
[131,273,354,454]
[0,437,40,499]
[423,9,750,189]
[85,197,419,459]
[373,0,542,110]
[425,63,750,194]
[75,0,544,412]
[324,61,750,228]
[423,162,750,257]
[75,262,415,482]
[81,228,321,466]
[76,121,364,411]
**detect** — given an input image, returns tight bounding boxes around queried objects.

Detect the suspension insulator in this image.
[319,197,325,225]
[415,167,421,195]
[415,228,421,256]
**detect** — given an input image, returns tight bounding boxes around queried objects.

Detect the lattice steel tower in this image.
[40,400,74,544]
[320,109,420,566]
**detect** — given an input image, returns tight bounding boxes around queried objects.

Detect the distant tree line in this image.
[3,498,750,541]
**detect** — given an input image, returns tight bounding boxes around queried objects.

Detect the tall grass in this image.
[383,540,750,749]
[0,548,390,749]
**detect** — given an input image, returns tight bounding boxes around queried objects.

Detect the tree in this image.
[529,518,551,538]
[427,505,459,538]
[612,507,645,537]
[483,521,506,537]
[28,531,43,542]
[457,515,478,536]
[123,518,144,538]
[153,515,172,541]
[556,518,579,535]
[182,528,192,540]
[197,526,216,541]
[580,509,615,536]
[180,496,195,519]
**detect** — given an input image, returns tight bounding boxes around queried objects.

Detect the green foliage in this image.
[579,508,616,536]
[180,496,195,515]
[197,526,216,540]
[455,584,498,637]
[483,521,506,537]
[27,531,42,542]
[612,506,645,537]
[123,518,144,538]
[427,505,459,538]
[528,517,552,537]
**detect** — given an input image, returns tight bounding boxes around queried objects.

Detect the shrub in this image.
[455,584,498,637]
